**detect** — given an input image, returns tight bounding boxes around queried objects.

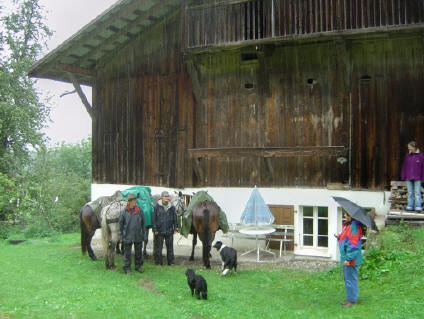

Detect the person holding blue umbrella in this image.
[336,211,363,308]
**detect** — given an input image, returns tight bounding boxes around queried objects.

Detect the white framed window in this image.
[301,206,328,248]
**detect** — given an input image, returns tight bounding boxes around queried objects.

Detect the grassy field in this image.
[1,227,424,319]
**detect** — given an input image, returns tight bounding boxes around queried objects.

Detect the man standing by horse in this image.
[119,193,145,274]
[152,191,179,266]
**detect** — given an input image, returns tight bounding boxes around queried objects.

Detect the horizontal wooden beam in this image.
[58,63,96,78]
[187,146,348,158]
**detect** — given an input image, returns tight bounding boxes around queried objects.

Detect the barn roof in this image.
[28,0,180,85]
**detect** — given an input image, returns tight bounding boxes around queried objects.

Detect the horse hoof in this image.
[90,256,97,261]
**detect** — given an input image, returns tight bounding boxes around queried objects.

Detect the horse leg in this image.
[143,227,149,257]
[87,230,97,261]
[190,231,197,261]
[202,240,211,269]
[115,241,122,255]
[110,242,116,269]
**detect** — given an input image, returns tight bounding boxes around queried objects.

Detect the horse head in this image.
[170,192,186,217]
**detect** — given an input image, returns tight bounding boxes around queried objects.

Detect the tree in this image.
[0,0,51,222]
[20,139,92,236]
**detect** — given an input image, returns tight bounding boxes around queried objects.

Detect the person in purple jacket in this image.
[401,141,424,212]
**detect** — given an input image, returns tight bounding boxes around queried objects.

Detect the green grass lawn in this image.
[1,230,424,319]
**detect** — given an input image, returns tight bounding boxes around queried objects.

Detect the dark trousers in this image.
[123,242,143,272]
[153,234,174,265]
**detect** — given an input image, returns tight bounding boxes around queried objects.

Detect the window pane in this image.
[303,235,313,246]
[303,206,313,217]
[318,219,328,235]
[318,236,328,247]
[318,206,328,217]
[303,218,313,234]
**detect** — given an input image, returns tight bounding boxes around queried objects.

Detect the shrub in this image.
[360,225,420,280]
[0,222,11,239]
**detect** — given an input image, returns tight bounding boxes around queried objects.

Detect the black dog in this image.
[185,268,207,300]
[213,241,237,276]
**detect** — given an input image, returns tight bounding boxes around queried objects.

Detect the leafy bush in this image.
[13,139,91,236]
[360,225,421,280]
[0,222,11,239]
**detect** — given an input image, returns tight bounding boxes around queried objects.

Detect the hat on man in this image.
[161,191,170,197]
[127,193,137,201]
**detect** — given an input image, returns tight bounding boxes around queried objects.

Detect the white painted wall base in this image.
[92,184,390,261]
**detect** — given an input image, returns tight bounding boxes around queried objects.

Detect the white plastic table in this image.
[239,227,276,262]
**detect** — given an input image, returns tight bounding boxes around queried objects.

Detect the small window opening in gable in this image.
[307,78,317,85]
[360,75,372,82]
[244,83,254,90]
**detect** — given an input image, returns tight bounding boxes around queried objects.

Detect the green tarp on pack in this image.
[121,186,156,227]
[181,191,229,237]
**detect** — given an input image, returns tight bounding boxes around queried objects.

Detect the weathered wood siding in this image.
[91,6,424,191]
[188,41,349,187]
[186,0,424,48]
[92,12,196,188]
[187,33,424,189]
[350,35,424,189]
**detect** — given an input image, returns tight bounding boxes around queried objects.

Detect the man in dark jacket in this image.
[152,191,178,265]
[119,193,145,274]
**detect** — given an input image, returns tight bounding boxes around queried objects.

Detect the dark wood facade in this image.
[91,1,424,191]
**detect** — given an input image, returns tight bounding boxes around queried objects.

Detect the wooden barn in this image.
[30,0,424,260]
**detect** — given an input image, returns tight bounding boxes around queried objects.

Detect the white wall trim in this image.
[91,183,390,261]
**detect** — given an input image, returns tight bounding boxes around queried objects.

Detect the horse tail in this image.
[202,208,210,267]
[80,209,87,255]
[203,209,210,243]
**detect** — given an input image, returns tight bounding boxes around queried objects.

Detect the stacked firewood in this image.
[389,181,424,211]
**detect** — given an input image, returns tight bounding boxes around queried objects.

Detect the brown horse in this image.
[189,200,220,268]
[79,191,122,260]
[80,205,101,260]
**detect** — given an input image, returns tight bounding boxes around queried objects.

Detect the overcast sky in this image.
[35,0,117,145]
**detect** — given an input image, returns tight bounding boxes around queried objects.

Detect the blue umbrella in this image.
[241,186,275,225]
[332,196,378,231]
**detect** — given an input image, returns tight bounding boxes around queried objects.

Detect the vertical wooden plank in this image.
[345,0,351,29]
[375,0,381,26]
[387,0,393,25]
[419,0,424,23]
[305,0,310,34]
[338,0,345,30]
[234,2,239,41]
[288,0,293,35]
[363,0,369,28]
[381,0,387,25]
[299,0,304,34]
[368,0,375,27]
[295,0,300,34]
[253,0,257,39]
[325,0,330,31]
[275,0,281,36]
[242,2,246,40]
[313,0,318,33]
[400,0,405,24]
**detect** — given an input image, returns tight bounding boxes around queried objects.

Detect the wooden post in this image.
[65,71,94,119]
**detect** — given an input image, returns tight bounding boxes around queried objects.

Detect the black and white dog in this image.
[213,241,237,276]
[185,268,207,300]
